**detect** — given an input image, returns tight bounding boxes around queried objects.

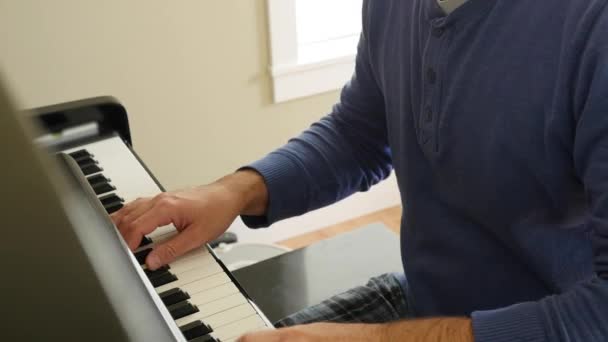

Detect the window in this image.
[266,0,363,103]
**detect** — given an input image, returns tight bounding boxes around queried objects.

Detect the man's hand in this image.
[237,318,473,342]
[237,323,386,342]
[111,169,267,270]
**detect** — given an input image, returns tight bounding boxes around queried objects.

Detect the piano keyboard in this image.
[62,135,271,342]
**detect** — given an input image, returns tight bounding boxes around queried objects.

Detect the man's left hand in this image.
[236,322,384,342]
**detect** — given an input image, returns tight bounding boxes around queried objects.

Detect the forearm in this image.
[381,317,473,342]
[237,317,473,341]
[240,116,392,228]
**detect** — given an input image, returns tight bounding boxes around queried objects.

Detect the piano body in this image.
[2,89,272,341]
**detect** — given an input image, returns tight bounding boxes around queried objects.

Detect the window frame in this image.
[266,0,359,103]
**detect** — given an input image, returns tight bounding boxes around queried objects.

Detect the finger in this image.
[116,199,157,235]
[122,201,175,250]
[146,226,205,270]
[111,197,147,226]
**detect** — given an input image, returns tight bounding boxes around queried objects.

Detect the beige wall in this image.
[0,0,338,189]
[0,0,400,242]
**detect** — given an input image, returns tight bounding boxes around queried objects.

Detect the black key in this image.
[158,288,190,306]
[88,174,109,187]
[188,335,218,342]
[99,193,124,206]
[138,236,153,248]
[168,301,199,320]
[180,320,213,340]
[76,156,97,167]
[69,149,91,161]
[134,248,152,265]
[149,270,177,288]
[144,265,170,279]
[81,163,103,175]
[93,182,115,195]
[105,202,123,214]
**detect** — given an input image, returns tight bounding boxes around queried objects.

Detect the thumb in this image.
[146,227,203,270]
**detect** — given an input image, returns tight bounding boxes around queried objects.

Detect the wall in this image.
[0,0,400,243]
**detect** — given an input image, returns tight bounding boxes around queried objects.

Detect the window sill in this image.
[270,54,355,103]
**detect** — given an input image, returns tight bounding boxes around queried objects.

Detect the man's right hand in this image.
[111,169,268,270]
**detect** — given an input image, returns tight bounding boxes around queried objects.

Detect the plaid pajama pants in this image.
[275,273,414,327]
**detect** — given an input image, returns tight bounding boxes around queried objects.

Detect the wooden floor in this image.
[278,205,402,250]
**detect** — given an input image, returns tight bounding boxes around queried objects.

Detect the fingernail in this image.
[148,254,161,270]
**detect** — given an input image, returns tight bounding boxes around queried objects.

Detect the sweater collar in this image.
[425,0,497,25]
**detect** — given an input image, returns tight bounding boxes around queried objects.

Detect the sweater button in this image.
[432,27,445,37]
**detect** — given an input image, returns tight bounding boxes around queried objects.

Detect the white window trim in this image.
[266,0,357,103]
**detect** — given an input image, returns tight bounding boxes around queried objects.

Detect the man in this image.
[112,0,608,340]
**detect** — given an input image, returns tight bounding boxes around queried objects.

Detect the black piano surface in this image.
[233,223,403,323]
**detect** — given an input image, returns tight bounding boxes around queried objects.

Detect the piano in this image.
[11,95,273,341]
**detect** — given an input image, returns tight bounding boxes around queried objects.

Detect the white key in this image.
[155,263,223,294]
[168,251,217,275]
[188,283,240,305]
[213,315,266,341]
[173,261,222,281]
[165,283,240,326]
[171,259,219,279]
[179,272,232,295]
[174,293,247,326]
[205,303,256,327]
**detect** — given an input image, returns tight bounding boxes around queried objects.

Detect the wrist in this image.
[216,169,268,216]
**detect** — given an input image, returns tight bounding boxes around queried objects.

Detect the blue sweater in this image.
[244,0,608,340]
